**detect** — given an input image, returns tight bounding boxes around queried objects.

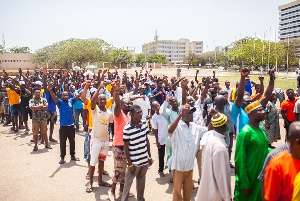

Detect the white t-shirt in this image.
[133,96,151,120]
[151,113,168,145]
[91,107,113,141]
[175,86,182,102]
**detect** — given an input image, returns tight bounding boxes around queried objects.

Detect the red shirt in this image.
[281,98,299,122]
[264,150,300,201]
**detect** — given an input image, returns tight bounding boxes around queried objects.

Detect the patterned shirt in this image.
[29,97,48,121]
[257,143,289,181]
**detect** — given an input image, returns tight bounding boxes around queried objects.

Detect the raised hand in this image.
[180,104,190,115]
[196,70,199,74]
[206,77,211,84]
[241,68,250,77]
[258,76,264,82]
[209,108,218,116]
[268,69,275,79]
[182,77,189,87]
[166,94,170,102]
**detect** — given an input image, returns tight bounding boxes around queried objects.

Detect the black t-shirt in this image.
[20,89,32,107]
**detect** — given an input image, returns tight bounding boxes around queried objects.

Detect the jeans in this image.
[74,108,84,130]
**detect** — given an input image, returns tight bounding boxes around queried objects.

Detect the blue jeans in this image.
[74,108,84,130]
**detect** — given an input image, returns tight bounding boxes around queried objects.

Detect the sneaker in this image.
[33,146,38,151]
[24,130,29,135]
[59,158,64,164]
[45,145,52,149]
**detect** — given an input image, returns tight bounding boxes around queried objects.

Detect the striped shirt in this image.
[123,120,149,167]
[257,143,289,181]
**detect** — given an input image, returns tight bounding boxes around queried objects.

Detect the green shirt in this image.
[235,123,270,201]
[29,97,48,121]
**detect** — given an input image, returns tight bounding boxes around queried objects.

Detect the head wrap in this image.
[211,113,227,128]
[244,101,262,114]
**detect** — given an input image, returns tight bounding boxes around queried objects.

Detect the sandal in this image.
[103,170,109,175]
[98,181,112,187]
[86,185,93,193]
[45,145,52,149]
[33,146,38,151]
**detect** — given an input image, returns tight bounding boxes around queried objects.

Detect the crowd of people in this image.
[1,66,300,201]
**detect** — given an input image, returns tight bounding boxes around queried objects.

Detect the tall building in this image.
[279,0,300,40]
[142,38,203,64]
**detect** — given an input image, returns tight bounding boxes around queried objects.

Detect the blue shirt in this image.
[245,81,252,96]
[73,89,83,110]
[46,91,56,111]
[151,88,167,105]
[57,97,76,126]
[232,99,262,136]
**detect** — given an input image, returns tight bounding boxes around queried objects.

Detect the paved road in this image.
[0,115,286,201]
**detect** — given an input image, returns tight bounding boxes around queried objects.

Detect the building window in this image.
[196,43,202,45]
[180,43,185,46]
[179,47,185,49]
[166,46,171,49]
[179,51,185,53]
[166,42,171,45]
[166,51,171,53]
[166,55,171,57]
[196,51,202,54]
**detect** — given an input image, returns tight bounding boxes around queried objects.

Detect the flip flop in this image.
[86,186,93,193]
[98,181,112,187]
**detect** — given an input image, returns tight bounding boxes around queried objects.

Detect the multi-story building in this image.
[142,38,203,64]
[279,0,300,40]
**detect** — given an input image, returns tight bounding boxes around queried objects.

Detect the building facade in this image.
[0,53,35,70]
[279,0,300,40]
[142,38,203,64]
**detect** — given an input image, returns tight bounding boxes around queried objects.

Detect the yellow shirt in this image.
[292,173,300,200]
[6,88,20,105]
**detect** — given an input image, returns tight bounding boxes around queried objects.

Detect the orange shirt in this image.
[281,98,299,122]
[250,93,263,101]
[264,150,300,201]
[6,88,20,105]
[113,110,130,146]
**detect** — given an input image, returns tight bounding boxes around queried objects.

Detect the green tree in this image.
[109,49,133,64]
[32,38,109,68]
[147,54,168,64]
[135,53,147,64]
[9,46,31,53]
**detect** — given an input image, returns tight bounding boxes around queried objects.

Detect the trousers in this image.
[121,164,148,201]
[59,125,75,158]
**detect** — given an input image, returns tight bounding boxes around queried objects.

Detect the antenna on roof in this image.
[154,30,159,41]
[2,34,5,50]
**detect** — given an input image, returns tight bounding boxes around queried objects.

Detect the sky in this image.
[0,0,293,53]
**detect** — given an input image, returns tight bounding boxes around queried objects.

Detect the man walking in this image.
[121,105,153,201]
[47,85,80,164]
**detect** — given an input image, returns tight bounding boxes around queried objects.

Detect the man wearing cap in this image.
[196,112,231,201]
[235,101,270,201]
[168,104,211,201]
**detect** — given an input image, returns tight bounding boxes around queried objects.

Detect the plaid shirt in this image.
[257,143,289,181]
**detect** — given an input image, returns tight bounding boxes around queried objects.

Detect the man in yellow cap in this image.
[235,101,270,201]
[196,112,231,201]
